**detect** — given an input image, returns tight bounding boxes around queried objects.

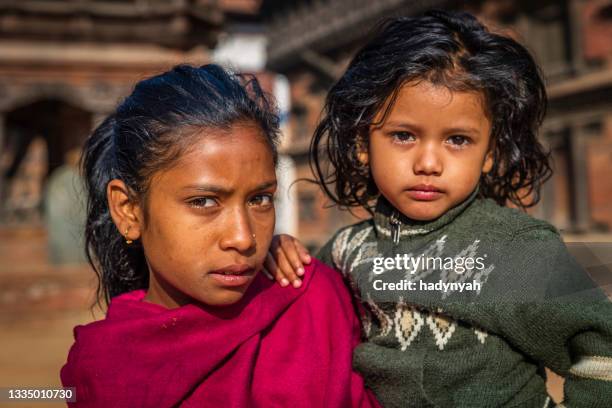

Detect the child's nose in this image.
[219,208,256,253]
[413,145,442,176]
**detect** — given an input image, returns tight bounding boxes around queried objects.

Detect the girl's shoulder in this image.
[298,258,355,307]
[465,198,559,240]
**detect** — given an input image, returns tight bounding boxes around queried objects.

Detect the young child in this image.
[270,10,612,407]
[60,64,379,407]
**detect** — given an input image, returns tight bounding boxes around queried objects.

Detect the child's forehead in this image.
[374,80,489,123]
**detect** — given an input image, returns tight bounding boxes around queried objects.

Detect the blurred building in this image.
[0,0,264,344]
[0,0,261,224]
[262,0,612,248]
[0,1,270,390]
[2,0,611,246]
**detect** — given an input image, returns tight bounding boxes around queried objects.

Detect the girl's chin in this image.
[198,284,254,307]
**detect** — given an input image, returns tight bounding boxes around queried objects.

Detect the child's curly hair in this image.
[310,10,552,213]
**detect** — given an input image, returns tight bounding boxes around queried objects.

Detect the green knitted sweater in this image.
[318,189,612,407]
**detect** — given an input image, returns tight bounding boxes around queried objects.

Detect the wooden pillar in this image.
[568,122,594,232]
[568,0,586,74]
[0,112,6,217]
[0,112,5,157]
[538,130,557,222]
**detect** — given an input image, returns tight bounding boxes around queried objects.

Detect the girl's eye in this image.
[446,135,471,147]
[249,194,274,208]
[188,197,218,208]
[391,131,416,144]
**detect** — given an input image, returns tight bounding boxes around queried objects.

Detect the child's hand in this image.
[264,234,311,288]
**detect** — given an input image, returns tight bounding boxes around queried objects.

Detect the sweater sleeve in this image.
[483,229,612,407]
[544,234,612,407]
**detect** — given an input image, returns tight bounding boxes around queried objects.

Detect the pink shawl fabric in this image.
[61,259,379,407]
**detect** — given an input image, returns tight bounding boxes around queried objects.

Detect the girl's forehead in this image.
[374,80,489,125]
[151,126,276,188]
[170,123,267,156]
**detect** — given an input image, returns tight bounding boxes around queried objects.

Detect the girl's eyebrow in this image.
[183,184,230,193]
[443,126,480,135]
[380,121,422,131]
[252,180,277,191]
[182,180,277,194]
[383,121,480,135]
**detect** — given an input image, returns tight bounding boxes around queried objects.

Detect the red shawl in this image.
[61,259,379,407]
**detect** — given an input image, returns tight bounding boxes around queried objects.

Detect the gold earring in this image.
[124,227,133,245]
[357,151,369,165]
[355,139,369,165]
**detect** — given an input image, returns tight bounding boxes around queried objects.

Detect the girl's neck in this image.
[144,270,193,309]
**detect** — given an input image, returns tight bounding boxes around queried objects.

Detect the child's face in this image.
[127,124,276,308]
[366,80,493,221]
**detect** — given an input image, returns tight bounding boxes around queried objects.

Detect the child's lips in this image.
[406,185,443,201]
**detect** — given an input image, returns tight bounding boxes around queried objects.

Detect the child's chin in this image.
[402,203,446,221]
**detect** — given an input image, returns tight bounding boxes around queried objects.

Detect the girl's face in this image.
[109,123,277,308]
[366,80,493,221]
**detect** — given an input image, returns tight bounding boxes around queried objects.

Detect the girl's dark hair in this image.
[311,9,552,212]
[82,64,279,306]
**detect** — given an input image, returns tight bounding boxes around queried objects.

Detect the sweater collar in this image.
[373,186,479,242]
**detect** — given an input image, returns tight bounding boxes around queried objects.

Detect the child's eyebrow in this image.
[383,121,480,135]
[443,126,480,135]
[380,121,421,131]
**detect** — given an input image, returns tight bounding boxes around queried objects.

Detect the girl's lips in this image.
[406,187,443,201]
[209,272,254,287]
[208,265,256,287]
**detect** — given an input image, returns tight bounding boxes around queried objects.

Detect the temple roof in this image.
[0,0,262,49]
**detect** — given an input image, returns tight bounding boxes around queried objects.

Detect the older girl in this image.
[61,64,378,408]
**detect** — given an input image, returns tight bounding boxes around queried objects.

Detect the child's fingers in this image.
[274,246,302,288]
[294,240,312,265]
[270,236,303,281]
[264,252,290,287]
[278,235,306,277]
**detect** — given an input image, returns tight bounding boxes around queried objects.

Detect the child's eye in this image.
[188,197,218,208]
[446,135,471,147]
[391,131,416,144]
[249,194,274,208]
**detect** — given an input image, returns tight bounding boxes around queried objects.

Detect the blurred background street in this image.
[1,0,612,406]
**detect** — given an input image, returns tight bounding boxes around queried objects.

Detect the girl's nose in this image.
[413,145,442,176]
[219,208,256,253]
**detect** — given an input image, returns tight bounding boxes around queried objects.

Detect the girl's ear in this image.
[107,179,143,243]
[482,150,494,174]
